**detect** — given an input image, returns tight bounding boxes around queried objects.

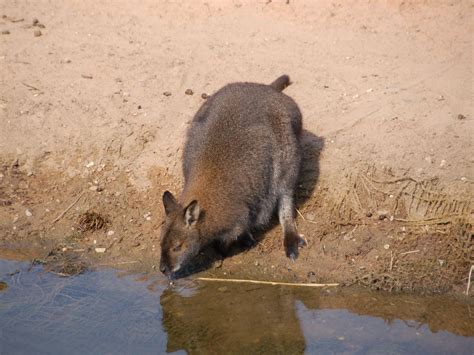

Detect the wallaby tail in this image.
[270,74,291,91]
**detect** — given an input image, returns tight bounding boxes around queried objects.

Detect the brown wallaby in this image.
[160,75,305,278]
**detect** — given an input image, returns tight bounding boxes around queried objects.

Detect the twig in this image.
[22,82,40,91]
[467,265,474,296]
[296,208,318,224]
[399,250,420,256]
[97,261,139,266]
[389,251,394,271]
[196,277,339,287]
[394,214,469,225]
[51,192,85,225]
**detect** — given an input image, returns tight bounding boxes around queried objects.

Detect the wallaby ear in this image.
[162,191,178,216]
[184,200,200,227]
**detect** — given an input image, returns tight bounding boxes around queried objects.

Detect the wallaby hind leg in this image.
[278,195,306,260]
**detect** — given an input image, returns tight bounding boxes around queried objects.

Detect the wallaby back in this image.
[159,75,304,278]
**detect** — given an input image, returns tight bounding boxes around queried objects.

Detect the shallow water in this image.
[0,259,473,355]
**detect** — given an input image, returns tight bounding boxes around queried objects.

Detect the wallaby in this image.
[160,75,305,278]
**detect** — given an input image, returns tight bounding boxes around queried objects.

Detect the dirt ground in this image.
[0,0,472,294]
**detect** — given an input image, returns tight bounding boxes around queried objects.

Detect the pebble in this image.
[163,91,172,96]
[1,30,10,35]
[185,89,193,95]
[95,247,106,253]
[107,230,115,236]
[457,114,466,120]
[25,209,33,217]
[377,210,389,220]
[85,161,94,168]
[424,156,432,164]
[89,185,98,191]
[201,93,209,99]
[305,212,316,221]
[460,177,467,182]
[439,159,446,168]
[131,242,140,247]
[384,244,390,250]
[34,29,42,37]
[32,18,39,26]
[366,211,373,217]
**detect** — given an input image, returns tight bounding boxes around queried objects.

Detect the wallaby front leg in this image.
[278,195,306,260]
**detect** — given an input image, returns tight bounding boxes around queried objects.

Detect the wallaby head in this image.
[159,191,202,278]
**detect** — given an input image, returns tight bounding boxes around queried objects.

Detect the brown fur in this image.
[160,75,305,278]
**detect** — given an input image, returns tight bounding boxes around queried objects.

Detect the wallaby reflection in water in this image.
[160,283,308,354]
[159,283,474,354]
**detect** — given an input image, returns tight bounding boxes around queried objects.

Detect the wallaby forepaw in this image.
[241,232,256,248]
[284,233,306,260]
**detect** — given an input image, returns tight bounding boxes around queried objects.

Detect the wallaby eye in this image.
[172,244,182,252]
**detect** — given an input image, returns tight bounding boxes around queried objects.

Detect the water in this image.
[0,258,473,355]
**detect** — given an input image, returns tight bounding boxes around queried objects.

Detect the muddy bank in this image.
[0,157,471,295]
[0,0,472,295]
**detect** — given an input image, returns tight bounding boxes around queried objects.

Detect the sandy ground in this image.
[0,0,472,294]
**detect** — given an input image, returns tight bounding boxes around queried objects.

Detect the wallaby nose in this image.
[159,263,168,275]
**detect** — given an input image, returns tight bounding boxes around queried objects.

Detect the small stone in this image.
[439,159,446,168]
[107,230,115,236]
[457,114,466,120]
[34,29,42,37]
[343,234,351,241]
[366,211,373,218]
[254,261,259,266]
[377,210,389,220]
[95,247,106,253]
[32,18,39,26]
[25,209,33,217]
[1,30,10,35]
[201,93,209,99]
[305,212,316,221]
[62,247,68,252]
[438,259,445,266]
[131,242,140,247]
[163,91,172,96]
[96,186,104,192]
[366,88,373,93]
[384,244,390,250]
[460,177,467,182]
[424,156,432,164]
[89,185,98,191]
[137,105,142,109]
[185,89,193,95]
[146,216,151,221]
[85,161,94,168]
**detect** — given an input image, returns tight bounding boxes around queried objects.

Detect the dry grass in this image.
[78,211,109,232]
